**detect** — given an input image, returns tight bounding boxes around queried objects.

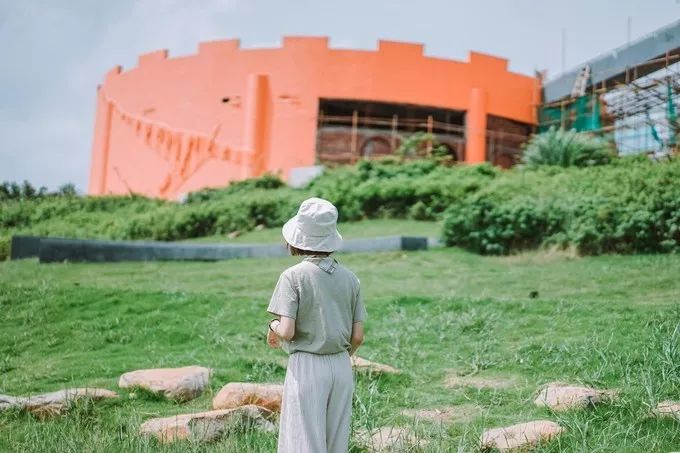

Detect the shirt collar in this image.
[303,256,338,274]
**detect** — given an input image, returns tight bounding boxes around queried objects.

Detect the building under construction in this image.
[541,19,680,156]
[89,21,680,199]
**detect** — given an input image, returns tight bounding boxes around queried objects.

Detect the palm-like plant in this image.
[521,127,614,168]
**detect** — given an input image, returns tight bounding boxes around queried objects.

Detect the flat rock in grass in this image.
[118,366,211,402]
[534,382,617,411]
[212,383,283,412]
[444,371,517,390]
[356,426,423,452]
[0,394,19,411]
[651,401,680,421]
[139,404,275,443]
[351,356,400,374]
[480,420,564,451]
[24,388,119,418]
[400,404,481,424]
[0,388,118,418]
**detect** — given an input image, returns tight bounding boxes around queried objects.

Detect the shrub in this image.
[0,236,9,261]
[186,173,285,203]
[521,127,614,168]
[3,156,679,259]
[443,196,564,254]
[443,157,680,255]
[395,132,449,159]
[309,159,498,221]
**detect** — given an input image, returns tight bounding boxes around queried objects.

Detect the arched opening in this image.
[360,136,392,158]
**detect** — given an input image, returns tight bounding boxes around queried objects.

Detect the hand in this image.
[267,321,280,348]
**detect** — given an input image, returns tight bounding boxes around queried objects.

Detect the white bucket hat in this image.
[282,197,343,252]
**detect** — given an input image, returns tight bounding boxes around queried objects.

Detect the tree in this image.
[57,183,77,197]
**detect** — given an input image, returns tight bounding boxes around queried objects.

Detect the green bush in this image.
[395,132,450,159]
[3,157,679,260]
[309,159,498,221]
[186,173,285,203]
[0,235,9,261]
[521,127,614,168]
[443,157,680,255]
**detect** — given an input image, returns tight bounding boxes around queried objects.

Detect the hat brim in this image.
[282,215,343,252]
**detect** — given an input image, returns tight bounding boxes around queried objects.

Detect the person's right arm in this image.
[350,275,367,356]
[266,272,298,348]
[350,321,364,356]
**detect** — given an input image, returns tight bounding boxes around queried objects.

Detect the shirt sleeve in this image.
[267,273,298,319]
[353,278,367,323]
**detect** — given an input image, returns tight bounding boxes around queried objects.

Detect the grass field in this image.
[1,228,679,451]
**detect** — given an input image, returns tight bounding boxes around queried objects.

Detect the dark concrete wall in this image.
[10,235,429,263]
[10,235,44,260]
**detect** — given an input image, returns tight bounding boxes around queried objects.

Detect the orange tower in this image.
[89,37,539,199]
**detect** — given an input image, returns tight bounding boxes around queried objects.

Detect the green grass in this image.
[0,247,679,452]
[182,218,442,244]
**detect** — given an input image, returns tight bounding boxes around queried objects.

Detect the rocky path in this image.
[2,356,677,450]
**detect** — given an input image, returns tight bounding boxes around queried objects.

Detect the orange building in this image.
[89,37,539,199]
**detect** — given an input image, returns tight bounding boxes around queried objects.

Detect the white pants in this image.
[278,351,353,453]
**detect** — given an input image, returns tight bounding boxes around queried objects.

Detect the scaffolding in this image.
[539,51,680,157]
[316,99,467,165]
[315,99,531,167]
[316,113,465,164]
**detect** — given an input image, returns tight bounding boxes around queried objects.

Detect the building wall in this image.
[89,37,539,199]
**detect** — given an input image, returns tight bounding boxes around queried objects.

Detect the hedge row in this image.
[2,156,679,260]
[443,157,680,254]
[0,158,496,260]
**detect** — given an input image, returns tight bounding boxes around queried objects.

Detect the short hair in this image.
[287,243,331,257]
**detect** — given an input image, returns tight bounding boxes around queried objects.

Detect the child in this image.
[267,197,366,453]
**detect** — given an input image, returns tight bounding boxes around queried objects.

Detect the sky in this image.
[1,0,678,191]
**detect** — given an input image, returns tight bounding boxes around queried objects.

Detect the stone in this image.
[0,388,118,418]
[351,356,400,374]
[400,404,481,424]
[534,382,617,411]
[0,394,19,411]
[651,401,680,421]
[212,383,283,412]
[480,420,565,451]
[118,366,211,402]
[227,231,241,239]
[356,426,422,451]
[140,404,276,443]
[444,371,517,390]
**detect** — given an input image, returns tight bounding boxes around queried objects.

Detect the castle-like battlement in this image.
[137,49,169,66]
[104,36,517,80]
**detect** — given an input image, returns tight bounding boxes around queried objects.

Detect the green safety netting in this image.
[668,80,677,146]
[538,95,601,133]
